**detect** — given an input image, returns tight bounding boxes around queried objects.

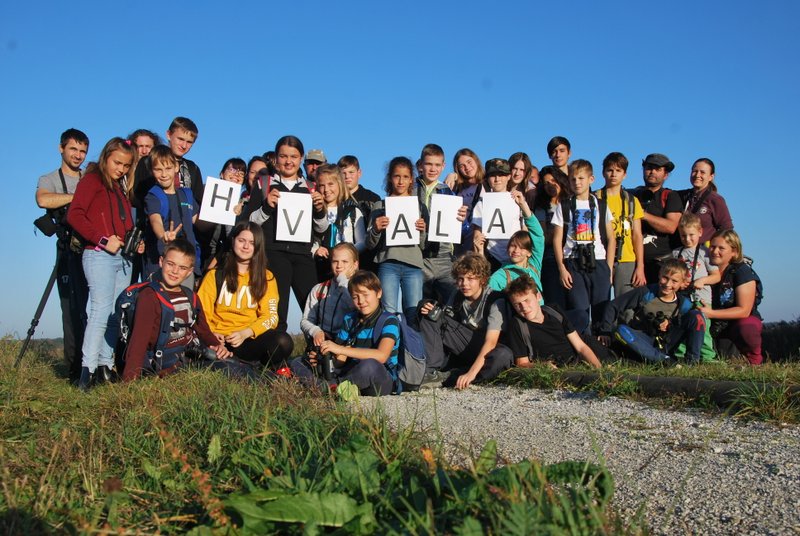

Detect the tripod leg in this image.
[15,263,59,368]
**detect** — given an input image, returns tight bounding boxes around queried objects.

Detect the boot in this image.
[96,365,116,384]
[77,367,94,392]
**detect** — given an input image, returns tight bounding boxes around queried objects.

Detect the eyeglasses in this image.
[226,167,245,177]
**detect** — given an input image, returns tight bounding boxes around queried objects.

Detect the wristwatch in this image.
[95,236,109,251]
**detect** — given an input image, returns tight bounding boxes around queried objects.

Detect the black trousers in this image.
[55,244,88,380]
[268,250,318,331]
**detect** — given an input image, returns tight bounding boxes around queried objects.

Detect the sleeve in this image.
[121,288,161,382]
[313,210,330,234]
[379,316,400,345]
[144,189,161,217]
[710,195,733,232]
[486,299,507,332]
[551,202,565,228]
[664,190,683,214]
[300,283,323,338]
[632,197,644,220]
[37,173,56,192]
[733,264,757,288]
[335,314,353,345]
[487,268,507,292]
[193,306,220,348]
[352,208,367,252]
[524,213,545,272]
[365,205,385,250]
[507,315,529,359]
[197,269,220,333]
[251,271,280,336]
[66,176,104,246]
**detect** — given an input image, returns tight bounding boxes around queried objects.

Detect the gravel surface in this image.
[358,385,800,535]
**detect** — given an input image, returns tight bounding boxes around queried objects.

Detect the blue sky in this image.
[0,0,797,338]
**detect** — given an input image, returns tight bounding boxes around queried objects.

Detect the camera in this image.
[421,299,444,322]
[122,227,143,258]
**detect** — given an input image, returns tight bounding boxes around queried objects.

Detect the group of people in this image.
[34,119,765,396]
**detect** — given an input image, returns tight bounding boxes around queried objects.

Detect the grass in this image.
[1,337,641,534]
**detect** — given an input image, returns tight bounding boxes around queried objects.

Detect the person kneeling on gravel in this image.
[505,275,602,369]
[419,252,513,390]
[596,259,706,365]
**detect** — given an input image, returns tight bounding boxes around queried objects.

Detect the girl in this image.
[509,152,535,194]
[201,158,248,271]
[311,164,366,281]
[533,165,572,309]
[680,158,734,244]
[67,137,141,389]
[471,158,537,272]
[366,156,427,321]
[487,209,545,292]
[699,230,764,365]
[245,135,322,331]
[197,222,294,368]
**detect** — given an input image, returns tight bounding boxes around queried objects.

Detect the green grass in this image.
[1,338,640,534]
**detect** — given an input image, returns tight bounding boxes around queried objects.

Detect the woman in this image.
[67,137,141,389]
[681,158,733,244]
[245,135,321,331]
[311,164,366,281]
[532,165,572,309]
[508,152,535,194]
[699,230,764,365]
[197,222,293,369]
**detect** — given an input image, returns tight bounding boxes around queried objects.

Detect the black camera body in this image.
[122,227,143,258]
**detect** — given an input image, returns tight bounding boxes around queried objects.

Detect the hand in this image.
[319,340,344,356]
[415,218,426,232]
[444,172,458,189]
[105,235,124,254]
[311,191,325,211]
[213,332,225,345]
[597,335,611,347]
[512,189,526,207]
[374,216,390,231]
[457,205,468,222]
[631,266,647,287]
[306,351,318,366]
[315,246,329,259]
[456,370,477,390]
[559,265,573,289]
[658,319,670,332]
[267,188,281,208]
[233,201,244,216]
[419,301,435,316]
[163,222,183,243]
[212,345,232,360]
[312,331,326,347]
[225,329,253,348]
[698,305,712,316]
[692,280,705,290]
[472,230,485,253]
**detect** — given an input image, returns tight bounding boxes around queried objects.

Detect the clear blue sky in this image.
[1,0,797,339]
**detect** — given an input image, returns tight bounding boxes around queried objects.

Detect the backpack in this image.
[595,188,635,262]
[372,311,427,393]
[116,280,199,373]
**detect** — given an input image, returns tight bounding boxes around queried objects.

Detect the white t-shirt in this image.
[551,196,612,260]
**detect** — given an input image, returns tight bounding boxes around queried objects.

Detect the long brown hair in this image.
[84,137,135,190]
[221,222,271,302]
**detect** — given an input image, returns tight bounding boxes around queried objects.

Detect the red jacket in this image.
[67,172,133,248]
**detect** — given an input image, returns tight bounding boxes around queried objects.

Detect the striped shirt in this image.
[336,311,400,377]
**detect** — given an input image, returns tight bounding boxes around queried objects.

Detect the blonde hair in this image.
[678,213,702,231]
[711,229,744,264]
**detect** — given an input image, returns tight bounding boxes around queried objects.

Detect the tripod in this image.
[15,258,59,368]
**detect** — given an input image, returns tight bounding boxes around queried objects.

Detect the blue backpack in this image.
[116,280,199,373]
[372,311,427,393]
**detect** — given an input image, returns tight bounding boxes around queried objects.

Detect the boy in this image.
[291,270,399,396]
[122,239,231,381]
[506,275,601,368]
[546,136,571,176]
[597,259,706,364]
[419,252,512,390]
[338,155,381,271]
[133,116,204,208]
[552,159,616,334]
[35,128,90,381]
[416,143,468,301]
[672,213,720,306]
[596,152,646,298]
[300,243,359,347]
[143,146,200,287]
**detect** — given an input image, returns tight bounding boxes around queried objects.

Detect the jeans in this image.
[82,249,132,372]
[378,260,423,321]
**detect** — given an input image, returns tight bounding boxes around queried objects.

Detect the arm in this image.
[456,329,501,389]
[365,209,387,250]
[701,280,756,320]
[694,270,721,289]
[552,224,572,290]
[524,212,545,271]
[631,217,646,287]
[193,307,233,359]
[566,330,602,368]
[641,210,680,234]
[300,284,325,343]
[604,219,616,273]
[321,336,395,364]
[36,188,72,209]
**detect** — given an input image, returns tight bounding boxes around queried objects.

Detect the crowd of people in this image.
[34,118,765,395]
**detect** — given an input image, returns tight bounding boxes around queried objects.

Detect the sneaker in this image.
[419,370,451,389]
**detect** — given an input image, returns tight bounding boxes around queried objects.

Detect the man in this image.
[631,153,683,283]
[35,128,90,381]
[418,252,512,390]
[304,149,327,182]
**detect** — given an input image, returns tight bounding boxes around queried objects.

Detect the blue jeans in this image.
[378,260,423,321]
[82,249,131,371]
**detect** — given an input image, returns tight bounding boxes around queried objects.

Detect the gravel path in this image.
[359,385,800,535]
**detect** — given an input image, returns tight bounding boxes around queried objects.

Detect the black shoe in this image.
[95,365,117,384]
[419,370,451,389]
[77,367,94,392]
